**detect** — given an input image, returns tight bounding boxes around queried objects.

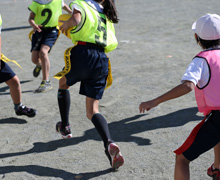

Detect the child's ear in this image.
[194,33,199,43]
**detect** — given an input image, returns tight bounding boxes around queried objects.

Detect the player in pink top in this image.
[139,13,220,180]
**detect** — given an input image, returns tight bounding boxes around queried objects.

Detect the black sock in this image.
[91,113,112,149]
[58,89,70,128]
[14,103,22,111]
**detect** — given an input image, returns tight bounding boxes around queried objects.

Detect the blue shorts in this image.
[65,44,109,100]
[31,27,59,52]
[182,110,220,161]
[0,61,16,83]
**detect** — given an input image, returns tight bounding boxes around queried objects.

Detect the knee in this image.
[176,154,190,165]
[39,49,49,60]
[32,56,39,64]
[6,75,20,87]
[86,112,94,120]
[59,77,69,89]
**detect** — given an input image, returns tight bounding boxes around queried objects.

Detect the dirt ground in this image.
[0,0,220,179]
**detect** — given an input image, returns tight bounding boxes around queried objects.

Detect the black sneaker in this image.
[33,65,41,77]
[105,142,124,170]
[56,121,72,139]
[15,105,37,118]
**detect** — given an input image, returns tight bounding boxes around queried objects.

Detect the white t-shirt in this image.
[181,56,209,88]
[181,48,220,87]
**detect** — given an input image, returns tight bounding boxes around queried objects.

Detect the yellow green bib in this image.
[69,0,118,53]
[28,0,63,27]
[0,14,2,27]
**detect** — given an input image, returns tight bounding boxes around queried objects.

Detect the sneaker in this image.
[15,105,37,118]
[33,65,41,77]
[207,164,220,178]
[105,142,124,170]
[56,121,72,139]
[35,80,52,93]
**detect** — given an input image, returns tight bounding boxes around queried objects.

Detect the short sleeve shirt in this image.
[181,57,209,88]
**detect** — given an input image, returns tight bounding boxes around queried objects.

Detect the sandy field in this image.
[0,0,220,179]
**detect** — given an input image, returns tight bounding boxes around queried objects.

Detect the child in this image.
[139,13,220,179]
[28,0,72,93]
[55,0,124,170]
[0,14,36,118]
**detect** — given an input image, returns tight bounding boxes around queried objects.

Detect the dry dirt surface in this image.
[0,0,219,179]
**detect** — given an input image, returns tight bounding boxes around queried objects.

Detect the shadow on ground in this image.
[0,165,112,180]
[0,106,201,160]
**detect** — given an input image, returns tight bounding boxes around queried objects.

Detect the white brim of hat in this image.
[191,13,220,40]
[192,22,196,32]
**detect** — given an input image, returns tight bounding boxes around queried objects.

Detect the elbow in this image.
[184,81,195,92]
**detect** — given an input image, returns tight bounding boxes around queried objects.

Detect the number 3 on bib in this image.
[95,15,107,48]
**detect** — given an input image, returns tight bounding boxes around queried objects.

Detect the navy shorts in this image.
[31,27,59,52]
[0,61,16,83]
[65,45,109,100]
[182,110,220,161]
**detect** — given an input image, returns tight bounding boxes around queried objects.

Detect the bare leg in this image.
[59,76,69,90]
[174,154,190,180]
[5,75,21,104]
[213,143,220,169]
[31,50,41,65]
[86,97,100,120]
[39,45,50,81]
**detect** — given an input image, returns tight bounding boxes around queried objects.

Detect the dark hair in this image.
[196,36,220,49]
[95,0,119,23]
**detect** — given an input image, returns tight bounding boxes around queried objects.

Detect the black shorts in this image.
[65,44,109,100]
[31,27,59,52]
[181,111,220,161]
[0,61,16,83]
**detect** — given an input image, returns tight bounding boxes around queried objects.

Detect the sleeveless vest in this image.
[69,0,118,53]
[0,14,2,27]
[195,49,220,115]
[29,0,63,27]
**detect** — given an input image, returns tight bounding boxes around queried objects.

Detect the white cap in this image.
[192,13,220,40]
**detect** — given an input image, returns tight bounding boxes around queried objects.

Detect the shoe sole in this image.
[56,122,72,139]
[34,86,52,93]
[33,66,41,77]
[108,143,124,170]
[207,172,219,178]
[16,110,37,118]
[207,166,220,178]
[61,134,72,139]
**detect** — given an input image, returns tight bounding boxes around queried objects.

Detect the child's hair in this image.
[196,36,220,49]
[95,0,119,23]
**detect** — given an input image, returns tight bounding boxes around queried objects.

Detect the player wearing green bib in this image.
[0,14,37,117]
[0,14,2,27]
[68,0,118,53]
[56,0,124,170]
[28,0,72,93]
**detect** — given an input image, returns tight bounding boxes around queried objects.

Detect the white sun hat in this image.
[192,13,220,40]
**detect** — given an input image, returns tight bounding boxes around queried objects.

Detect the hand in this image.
[139,99,158,113]
[59,20,69,36]
[34,25,42,33]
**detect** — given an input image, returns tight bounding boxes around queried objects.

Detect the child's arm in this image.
[59,9,81,36]
[62,4,72,14]
[28,12,42,32]
[139,80,195,113]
